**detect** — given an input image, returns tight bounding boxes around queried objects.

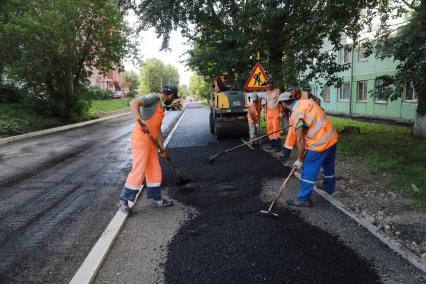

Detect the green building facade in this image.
[309,41,419,122]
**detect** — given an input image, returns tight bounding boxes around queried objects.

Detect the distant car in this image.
[111,91,125,99]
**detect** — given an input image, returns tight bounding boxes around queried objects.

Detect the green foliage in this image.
[87,85,111,100]
[89,99,130,115]
[188,74,210,99]
[0,103,61,136]
[0,0,136,119]
[125,70,140,93]
[139,58,180,94]
[178,84,189,98]
[373,0,426,116]
[127,0,378,89]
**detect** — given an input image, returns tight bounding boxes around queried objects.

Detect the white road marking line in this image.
[70,108,188,284]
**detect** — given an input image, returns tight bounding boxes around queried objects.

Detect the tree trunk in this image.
[412,115,426,138]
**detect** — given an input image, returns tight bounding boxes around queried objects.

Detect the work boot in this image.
[287,198,313,207]
[264,140,275,152]
[274,138,283,152]
[153,198,174,208]
[119,199,131,213]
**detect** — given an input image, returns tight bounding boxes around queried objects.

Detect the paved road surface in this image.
[0,110,181,283]
[95,104,425,283]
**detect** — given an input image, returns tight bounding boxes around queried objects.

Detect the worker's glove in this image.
[293,160,303,171]
[159,149,169,159]
[137,118,150,133]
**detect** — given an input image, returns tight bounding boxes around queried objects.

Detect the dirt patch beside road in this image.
[334,156,426,259]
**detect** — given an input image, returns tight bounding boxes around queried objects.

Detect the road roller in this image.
[209,87,248,139]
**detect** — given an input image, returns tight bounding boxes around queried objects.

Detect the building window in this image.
[338,83,351,101]
[357,81,368,102]
[323,86,330,102]
[340,46,352,64]
[404,81,418,102]
[314,85,320,97]
[358,41,369,62]
[375,79,388,103]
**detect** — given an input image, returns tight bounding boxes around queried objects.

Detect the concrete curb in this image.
[69,107,188,284]
[0,111,131,146]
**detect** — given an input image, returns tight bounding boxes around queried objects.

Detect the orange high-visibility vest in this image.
[284,96,321,150]
[286,100,338,152]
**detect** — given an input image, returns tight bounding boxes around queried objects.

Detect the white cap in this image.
[278,91,292,102]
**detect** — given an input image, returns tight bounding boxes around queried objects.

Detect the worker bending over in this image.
[264,77,282,152]
[247,93,261,146]
[119,85,177,212]
[280,82,321,160]
[278,92,338,207]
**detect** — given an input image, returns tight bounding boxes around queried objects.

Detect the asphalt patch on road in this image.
[163,140,381,283]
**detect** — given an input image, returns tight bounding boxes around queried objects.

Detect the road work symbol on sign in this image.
[244,62,269,91]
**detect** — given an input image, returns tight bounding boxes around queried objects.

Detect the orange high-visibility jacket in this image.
[286,100,337,152]
[284,95,320,150]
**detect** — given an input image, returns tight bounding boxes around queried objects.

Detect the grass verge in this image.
[0,100,131,138]
[0,103,61,138]
[330,116,426,209]
[89,99,130,115]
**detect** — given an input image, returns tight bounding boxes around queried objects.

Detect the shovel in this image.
[137,119,191,186]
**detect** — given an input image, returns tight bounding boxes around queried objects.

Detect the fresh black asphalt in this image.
[163,108,380,283]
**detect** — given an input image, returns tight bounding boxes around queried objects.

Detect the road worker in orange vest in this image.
[279,82,322,160]
[278,91,338,207]
[264,76,283,152]
[247,93,261,146]
[119,84,177,213]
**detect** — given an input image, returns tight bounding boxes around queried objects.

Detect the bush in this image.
[87,85,111,100]
[128,90,138,98]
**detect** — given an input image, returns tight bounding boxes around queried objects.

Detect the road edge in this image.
[274,154,426,274]
[69,107,188,284]
[0,111,131,146]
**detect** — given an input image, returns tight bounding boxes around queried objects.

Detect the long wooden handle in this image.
[209,125,291,163]
[267,167,297,212]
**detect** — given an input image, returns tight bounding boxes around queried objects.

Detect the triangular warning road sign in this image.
[244,62,268,91]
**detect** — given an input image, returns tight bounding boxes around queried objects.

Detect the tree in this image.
[125,71,140,93]
[178,84,189,98]
[374,1,425,111]
[188,74,210,100]
[0,0,136,119]
[139,58,180,94]
[124,0,378,89]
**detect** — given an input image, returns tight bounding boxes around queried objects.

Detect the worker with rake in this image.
[119,85,177,213]
[278,91,338,207]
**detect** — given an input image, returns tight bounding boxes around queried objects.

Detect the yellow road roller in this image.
[209,80,248,139]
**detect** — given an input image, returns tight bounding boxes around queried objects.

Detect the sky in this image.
[124,13,192,86]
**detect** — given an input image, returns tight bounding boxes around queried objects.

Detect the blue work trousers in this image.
[299,144,336,200]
